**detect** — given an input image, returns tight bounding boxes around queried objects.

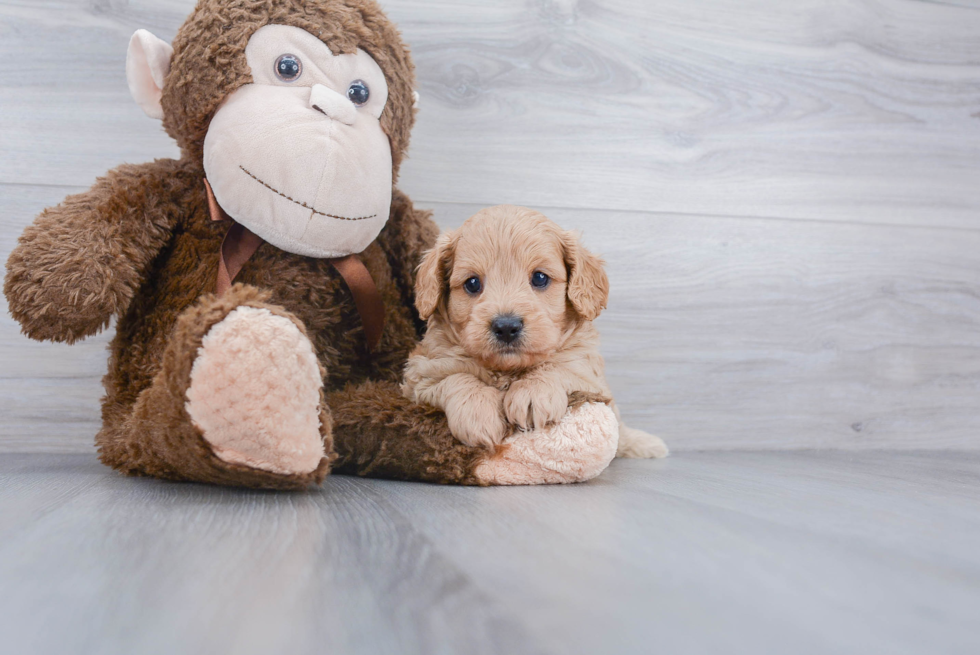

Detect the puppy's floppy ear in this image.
[562,231,609,320]
[415,231,457,321]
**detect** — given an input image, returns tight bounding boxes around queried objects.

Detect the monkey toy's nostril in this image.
[309,83,357,126]
[491,315,524,345]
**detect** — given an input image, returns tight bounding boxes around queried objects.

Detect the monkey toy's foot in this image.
[185,305,326,476]
[473,396,619,485]
[97,285,331,489]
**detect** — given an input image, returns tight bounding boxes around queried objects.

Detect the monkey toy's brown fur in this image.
[4,0,619,489]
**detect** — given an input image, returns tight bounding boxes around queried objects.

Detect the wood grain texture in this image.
[1,0,979,225]
[392,0,980,226]
[1,451,978,655]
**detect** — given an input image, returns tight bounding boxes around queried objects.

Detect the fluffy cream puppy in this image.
[401,205,667,459]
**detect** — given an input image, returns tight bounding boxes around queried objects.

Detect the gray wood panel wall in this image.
[1,0,978,452]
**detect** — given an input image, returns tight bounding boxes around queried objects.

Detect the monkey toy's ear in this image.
[126,30,174,120]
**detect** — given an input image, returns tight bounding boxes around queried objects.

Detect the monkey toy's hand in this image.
[4,161,183,343]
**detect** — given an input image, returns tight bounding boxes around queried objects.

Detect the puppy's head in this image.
[415,205,609,371]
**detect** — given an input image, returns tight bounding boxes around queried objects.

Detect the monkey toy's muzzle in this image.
[202,82,393,259]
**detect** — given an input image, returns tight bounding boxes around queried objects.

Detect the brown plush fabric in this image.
[86,167,433,485]
[3,159,195,344]
[567,391,613,410]
[330,381,487,485]
[3,0,475,489]
[99,284,333,489]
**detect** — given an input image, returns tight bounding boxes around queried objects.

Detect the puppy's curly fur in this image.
[402,205,668,459]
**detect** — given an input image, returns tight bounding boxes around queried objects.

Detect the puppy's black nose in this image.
[491,315,524,345]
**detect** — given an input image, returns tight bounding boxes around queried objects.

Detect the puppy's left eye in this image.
[531,271,550,289]
[464,276,482,294]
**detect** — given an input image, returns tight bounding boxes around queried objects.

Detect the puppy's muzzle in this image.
[491,314,523,345]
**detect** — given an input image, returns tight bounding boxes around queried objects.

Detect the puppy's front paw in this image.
[446,386,509,448]
[504,378,568,430]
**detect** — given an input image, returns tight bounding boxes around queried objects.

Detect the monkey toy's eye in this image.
[463,276,482,295]
[275,54,302,82]
[531,271,550,289]
[347,80,370,105]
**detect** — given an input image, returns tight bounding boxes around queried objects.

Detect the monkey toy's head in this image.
[126,0,418,258]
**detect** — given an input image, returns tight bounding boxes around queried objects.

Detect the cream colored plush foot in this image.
[616,424,669,459]
[474,402,619,485]
[185,306,325,475]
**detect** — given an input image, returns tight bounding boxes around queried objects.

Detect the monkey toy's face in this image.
[127,21,399,259]
[202,25,392,258]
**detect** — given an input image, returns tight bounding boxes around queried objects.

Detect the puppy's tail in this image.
[616,424,669,459]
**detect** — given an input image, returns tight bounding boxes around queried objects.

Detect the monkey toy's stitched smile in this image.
[201,25,393,259]
[238,165,377,222]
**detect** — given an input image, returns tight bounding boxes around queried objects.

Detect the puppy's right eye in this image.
[463,276,482,295]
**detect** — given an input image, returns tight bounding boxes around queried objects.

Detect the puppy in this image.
[401,205,668,459]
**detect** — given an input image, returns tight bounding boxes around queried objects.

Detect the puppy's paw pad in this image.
[186,306,325,475]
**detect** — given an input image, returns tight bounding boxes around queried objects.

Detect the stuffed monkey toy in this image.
[3,0,619,489]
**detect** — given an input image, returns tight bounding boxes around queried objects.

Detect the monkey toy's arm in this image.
[4,159,194,343]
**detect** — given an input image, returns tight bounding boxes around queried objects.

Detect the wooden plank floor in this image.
[1,451,978,655]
